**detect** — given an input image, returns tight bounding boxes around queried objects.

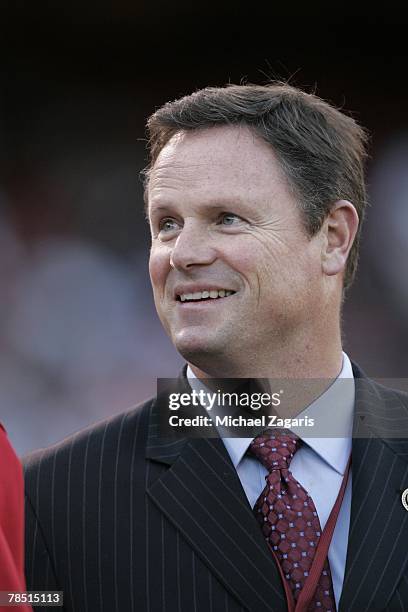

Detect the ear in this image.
[321,200,359,277]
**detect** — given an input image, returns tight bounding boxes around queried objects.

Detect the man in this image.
[24,84,408,611]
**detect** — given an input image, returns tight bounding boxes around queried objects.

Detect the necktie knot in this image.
[250,429,301,472]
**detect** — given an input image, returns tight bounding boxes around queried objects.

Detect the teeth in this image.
[178,289,234,301]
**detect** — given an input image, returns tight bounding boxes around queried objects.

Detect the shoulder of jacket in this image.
[23,395,155,476]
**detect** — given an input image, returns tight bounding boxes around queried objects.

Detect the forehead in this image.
[147,125,291,208]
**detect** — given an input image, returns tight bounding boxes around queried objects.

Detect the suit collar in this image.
[145,366,191,465]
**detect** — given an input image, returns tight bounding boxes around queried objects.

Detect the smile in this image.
[177,289,235,302]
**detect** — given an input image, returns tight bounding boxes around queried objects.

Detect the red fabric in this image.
[0,424,32,611]
[251,430,336,612]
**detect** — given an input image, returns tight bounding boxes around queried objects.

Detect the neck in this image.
[189,329,343,381]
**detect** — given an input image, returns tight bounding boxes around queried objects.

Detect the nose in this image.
[170,219,217,271]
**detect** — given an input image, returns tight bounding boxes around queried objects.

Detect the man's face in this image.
[147,125,326,374]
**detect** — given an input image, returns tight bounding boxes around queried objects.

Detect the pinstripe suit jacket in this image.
[24,364,408,612]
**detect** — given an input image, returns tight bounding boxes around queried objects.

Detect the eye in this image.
[219,213,242,226]
[159,218,180,232]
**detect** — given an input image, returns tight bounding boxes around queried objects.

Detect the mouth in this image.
[176,289,236,303]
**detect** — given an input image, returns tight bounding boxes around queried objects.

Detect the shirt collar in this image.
[296,353,354,475]
[187,352,354,476]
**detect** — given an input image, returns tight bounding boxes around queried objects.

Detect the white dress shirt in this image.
[187,352,354,608]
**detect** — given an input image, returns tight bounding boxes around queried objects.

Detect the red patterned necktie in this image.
[250,430,336,611]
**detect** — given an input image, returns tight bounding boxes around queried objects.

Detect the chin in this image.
[173,330,221,365]
[174,337,211,361]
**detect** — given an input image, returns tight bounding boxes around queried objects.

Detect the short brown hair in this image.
[144,83,369,289]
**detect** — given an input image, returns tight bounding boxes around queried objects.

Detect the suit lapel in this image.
[339,370,408,611]
[145,378,287,612]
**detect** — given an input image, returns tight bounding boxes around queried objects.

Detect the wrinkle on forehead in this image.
[149,160,205,190]
[147,124,293,209]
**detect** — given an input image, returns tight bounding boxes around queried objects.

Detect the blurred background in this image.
[0,7,407,454]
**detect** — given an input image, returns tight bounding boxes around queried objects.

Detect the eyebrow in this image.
[147,197,248,218]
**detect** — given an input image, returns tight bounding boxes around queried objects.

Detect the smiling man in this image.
[24,84,408,611]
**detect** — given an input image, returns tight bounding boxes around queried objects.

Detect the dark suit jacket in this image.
[24,364,408,611]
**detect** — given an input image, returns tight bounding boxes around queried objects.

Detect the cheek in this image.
[223,242,255,274]
[149,248,170,294]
